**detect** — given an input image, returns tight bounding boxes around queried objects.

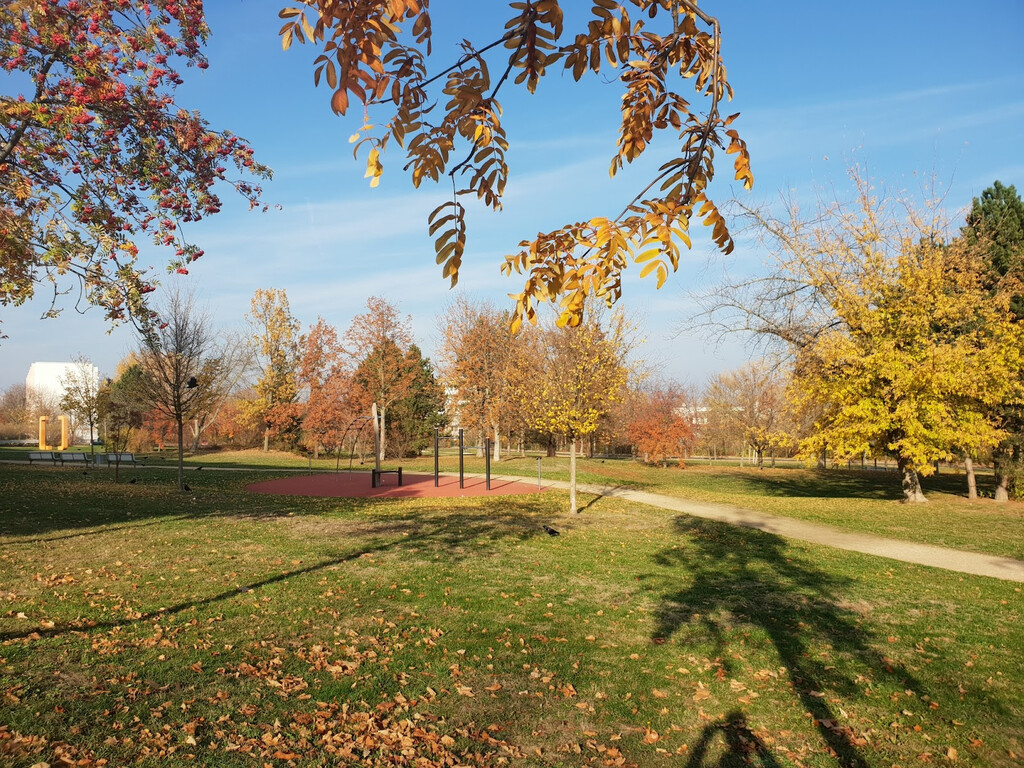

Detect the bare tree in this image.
[97,365,147,482]
[135,288,224,492]
[0,384,31,440]
[59,355,101,458]
[186,330,251,451]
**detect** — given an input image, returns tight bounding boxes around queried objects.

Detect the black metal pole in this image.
[458,428,464,489]
[434,426,439,487]
[485,438,491,491]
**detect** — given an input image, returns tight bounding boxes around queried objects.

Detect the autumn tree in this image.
[243,288,302,451]
[345,296,416,463]
[281,1,752,330]
[97,363,147,481]
[703,361,791,468]
[703,181,1024,502]
[387,344,447,458]
[438,297,528,460]
[299,317,357,458]
[0,384,31,439]
[962,181,1024,500]
[626,381,694,467]
[532,310,631,513]
[0,1,270,334]
[59,355,101,454]
[184,331,250,451]
[134,288,224,492]
[964,180,1024,312]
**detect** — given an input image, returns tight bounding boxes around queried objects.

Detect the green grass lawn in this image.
[1,463,1022,767]
[4,446,1024,558]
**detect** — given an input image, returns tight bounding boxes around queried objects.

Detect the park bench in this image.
[371,467,403,488]
[28,451,57,465]
[56,452,90,466]
[102,453,141,466]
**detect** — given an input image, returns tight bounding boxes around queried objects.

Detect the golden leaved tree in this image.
[703,180,1024,502]
[703,361,793,468]
[280,0,752,329]
[532,312,632,513]
[241,289,302,452]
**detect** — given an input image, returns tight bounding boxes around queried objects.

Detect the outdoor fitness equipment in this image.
[432,427,495,491]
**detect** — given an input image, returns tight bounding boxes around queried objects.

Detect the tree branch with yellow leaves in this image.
[280,0,752,330]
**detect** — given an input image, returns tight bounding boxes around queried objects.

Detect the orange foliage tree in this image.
[438,297,532,460]
[626,383,694,466]
[300,317,359,458]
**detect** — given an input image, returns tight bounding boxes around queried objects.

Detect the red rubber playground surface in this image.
[245,471,546,499]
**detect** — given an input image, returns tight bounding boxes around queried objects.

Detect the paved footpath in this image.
[533,477,1024,584]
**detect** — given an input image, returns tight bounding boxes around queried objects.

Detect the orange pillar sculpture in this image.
[59,415,71,451]
[38,416,49,450]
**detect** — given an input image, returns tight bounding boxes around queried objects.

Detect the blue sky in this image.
[3,0,1023,391]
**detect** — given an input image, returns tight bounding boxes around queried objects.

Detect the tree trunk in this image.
[176,417,185,493]
[493,426,501,461]
[898,456,927,502]
[964,456,977,500]
[263,427,270,452]
[995,473,1010,502]
[569,437,578,513]
[994,447,1010,502]
[377,406,386,464]
[546,435,556,458]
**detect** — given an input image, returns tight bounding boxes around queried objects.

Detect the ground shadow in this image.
[683,711,781,768]
[0,465,382,538]
[0,500,557,643]
[651,517,940,768]
[731,467,994,502]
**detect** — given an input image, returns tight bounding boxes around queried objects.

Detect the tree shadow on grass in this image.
[683,711,781,768]
[0,466,363,538]
[0,500,555,643]
[730,467,994,503]
[651,517,940,768]
[723,469,903,501]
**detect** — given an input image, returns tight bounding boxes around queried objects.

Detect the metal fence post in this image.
[485,438,491,491]
[458,428,464,489]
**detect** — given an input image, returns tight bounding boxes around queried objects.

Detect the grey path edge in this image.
[536,478,1024,584]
